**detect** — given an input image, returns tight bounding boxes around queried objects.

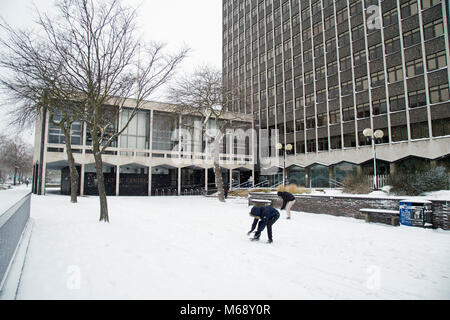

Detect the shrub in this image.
[389,165,449,196]
[342,173,371,194]
[277,184,311,194]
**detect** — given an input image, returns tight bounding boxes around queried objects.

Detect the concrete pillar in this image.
[148,166,152,196]
[178,167,181,196]
[116,165,120,196]
[205,168,208,192]
[80,164,85,196]
[305,167,311,188]
[229,168,233,190]
[329,165,334,188]
[41,163,47,195]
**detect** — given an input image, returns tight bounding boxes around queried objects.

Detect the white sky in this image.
[0,0,223,142]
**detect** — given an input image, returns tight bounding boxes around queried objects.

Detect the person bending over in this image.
[247,206,280,243]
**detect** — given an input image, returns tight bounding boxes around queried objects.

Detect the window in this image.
[383,8,398,26]
[326,38,336,52]
[424,19,444,40]
[303,49,313,62]
[350,1,362,15]
[371,70,385,87]
[355,76,368,91]
[296,119,305,131]
[408,89,427,108]
[317,113,328,127]
[372,99,387,115]
[328,84,339,100]
[389,94,406,111]
[403,28,421,47]
[427,51,447,71]
[341,80,353,95]
[357,102,371,118]
[353,50,367,66]
[369,43,383,60]
[313,23,323,36]
[295,97,304,109]
[324,15,334,30]
[314,43,324,57]
[318,137,329,151]
[429,84,450,103]
[327,60,338,75]
[304,70,314,84]
[352,25,365,41]
[391,125,408,142]
[303,28,311,41]
[316,88,326,102]
[432,117,450,137]
[340,55,352,71]
[421,0,442,9]
[406,58,424,77]
[410,122,429,139]
[329,110,341,124]
[294,75,303,88]
[342,106,355,121]
[305,93,315,106]
[336,8,348,24]
[315,65,326,79]
[338,31,350,47]
[306,116,316,129]
[401,0,418,18]
[387,65,403,83]
[385,36,401,54]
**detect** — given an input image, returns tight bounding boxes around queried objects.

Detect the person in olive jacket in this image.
[277,191,296,219]
[247,206,280,243]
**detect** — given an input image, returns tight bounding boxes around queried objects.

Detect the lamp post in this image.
[363,128,384,190]
[276,142,293,186]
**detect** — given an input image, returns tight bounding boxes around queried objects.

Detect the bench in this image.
[248,198,273,207]
[359,208,400,226]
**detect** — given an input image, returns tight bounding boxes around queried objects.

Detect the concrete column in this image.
[41,163,47,195]
[148,166,152,196]
[80,164,85,196]
[229,168,233,190]
[329,165,334,188]
[305,167,311,188]
[178,167,181,196]
[205,168,208,192]
[116,165,120,196]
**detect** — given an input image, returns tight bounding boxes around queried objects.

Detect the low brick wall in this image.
[248,192,450,230]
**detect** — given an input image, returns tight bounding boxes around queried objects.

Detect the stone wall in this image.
[248,192,450,230]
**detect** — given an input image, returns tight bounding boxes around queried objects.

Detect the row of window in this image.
[261,118,449,154]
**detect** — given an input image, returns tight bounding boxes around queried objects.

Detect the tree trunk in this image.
[213,138,225,202]
[62,127,79,203]
[93,140,109,223]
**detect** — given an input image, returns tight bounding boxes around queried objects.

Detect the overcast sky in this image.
[0,0,223,143]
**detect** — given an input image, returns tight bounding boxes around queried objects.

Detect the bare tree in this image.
[168,66,249,202]
[0,12,88,203]
[0,0,188,222]
[0,134,33,185]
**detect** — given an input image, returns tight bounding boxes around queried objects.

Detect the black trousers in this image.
[258,213,280,241]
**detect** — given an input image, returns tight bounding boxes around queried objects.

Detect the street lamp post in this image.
[276,143,293,187]
[363,128,384,190]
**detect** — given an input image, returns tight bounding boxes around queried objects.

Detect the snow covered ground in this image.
[12,193,450,300]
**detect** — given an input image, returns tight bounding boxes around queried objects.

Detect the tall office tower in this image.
[222,0,450,187]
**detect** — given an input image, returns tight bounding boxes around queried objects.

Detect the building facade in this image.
[223,0,450,187]
[31,99,253,196]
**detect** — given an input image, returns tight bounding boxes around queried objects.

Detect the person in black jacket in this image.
[224,183,229,199]
[247,206,280,243]
[277,191,296,219]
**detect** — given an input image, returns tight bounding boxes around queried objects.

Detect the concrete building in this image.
[222,0,450,187]
[31,99,253,196]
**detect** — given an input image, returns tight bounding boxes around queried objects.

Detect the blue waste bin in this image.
[399,199,433,228]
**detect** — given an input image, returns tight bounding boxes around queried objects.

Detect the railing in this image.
[0,192,31,291]
[368,175,389,189]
